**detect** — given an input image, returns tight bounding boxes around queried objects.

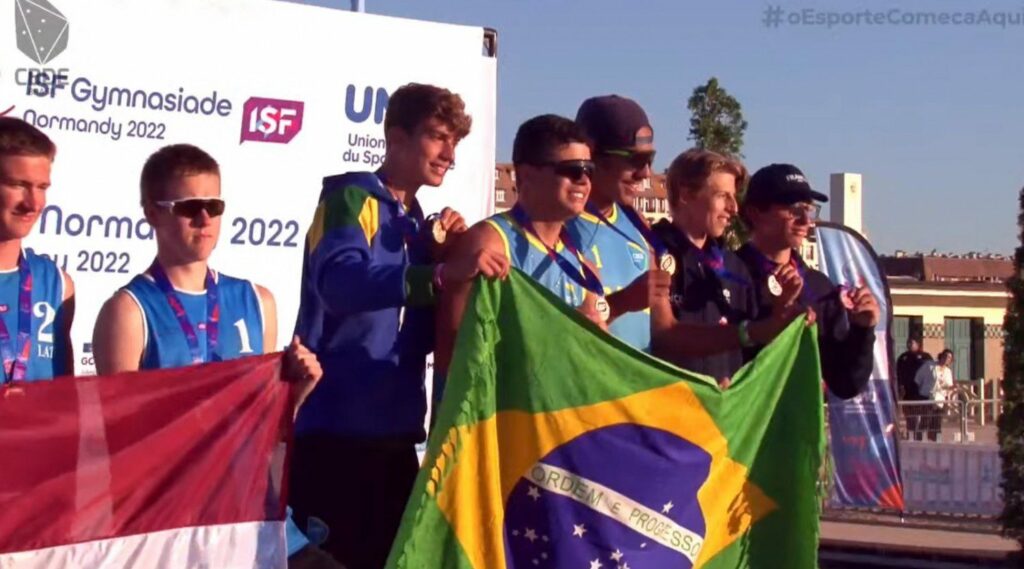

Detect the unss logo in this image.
[503,424,709,568]
[346,85,389,125]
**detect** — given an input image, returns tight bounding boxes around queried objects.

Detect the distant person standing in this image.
[896,338,932,437]
[913,349,954,441]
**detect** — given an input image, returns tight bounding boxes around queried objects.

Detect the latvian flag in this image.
[0,355,292,568]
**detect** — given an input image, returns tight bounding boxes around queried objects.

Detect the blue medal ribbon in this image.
[0,253,33,383]
[509,205,604,296]
[149,261,219,364]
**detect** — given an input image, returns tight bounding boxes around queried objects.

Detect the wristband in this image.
[433,263,446,291]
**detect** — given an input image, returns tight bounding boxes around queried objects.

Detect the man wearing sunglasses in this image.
[434,114,608,382]
[0,118,75,384]
[91,144,334,568]
[566,95,668,352]
[737,163,879,399]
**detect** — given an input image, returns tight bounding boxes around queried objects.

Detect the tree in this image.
[687,77,748,157]
[686,77,749,248]
[999,186,1024,550]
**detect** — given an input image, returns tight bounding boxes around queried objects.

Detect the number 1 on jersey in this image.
[234,319,253,354]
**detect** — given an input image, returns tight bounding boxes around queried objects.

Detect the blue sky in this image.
[293,0,1024,255]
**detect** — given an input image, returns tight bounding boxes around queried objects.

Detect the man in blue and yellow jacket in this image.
[289,83,506,569]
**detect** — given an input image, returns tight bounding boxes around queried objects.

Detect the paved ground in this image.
[819,510,1018,567]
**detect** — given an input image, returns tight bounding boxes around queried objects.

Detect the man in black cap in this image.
[566,94,667,352]
[737,163,879,399]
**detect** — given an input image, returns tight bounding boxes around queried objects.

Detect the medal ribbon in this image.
[149,261,219,364]
[0,253,32,383]
[509,205,604,296]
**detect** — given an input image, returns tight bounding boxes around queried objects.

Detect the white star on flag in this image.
[661,501,674,514]
[524,528,538,542]
[573,524,587,538]
[610,549,624,562]
[619,563,631,569]
[589,559,603,569]
[527,486,541,500]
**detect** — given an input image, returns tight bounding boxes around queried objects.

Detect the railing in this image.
[896,379,1002,444]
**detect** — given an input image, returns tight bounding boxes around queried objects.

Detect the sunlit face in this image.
[387,117,460,188]
[747,201,820,250]
[516,142,593,222]
[145,173,223,264]
[0,154,51,241]
[674,171,739,239]
[590,126,655,206]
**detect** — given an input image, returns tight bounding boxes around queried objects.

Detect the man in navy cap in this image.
[565,95,668,351]
[737,163,879,399]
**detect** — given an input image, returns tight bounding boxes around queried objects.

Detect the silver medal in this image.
[767,274,783,297]
[659,254,676,275]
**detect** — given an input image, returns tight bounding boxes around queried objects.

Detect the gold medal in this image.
[658,254,676,275]
[430,219,447,245]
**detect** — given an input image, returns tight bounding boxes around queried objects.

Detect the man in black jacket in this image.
[737,163,879,399]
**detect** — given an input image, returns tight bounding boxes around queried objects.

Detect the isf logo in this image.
[240,97,304,144]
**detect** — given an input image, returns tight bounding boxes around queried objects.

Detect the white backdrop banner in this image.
[0,0,497,375]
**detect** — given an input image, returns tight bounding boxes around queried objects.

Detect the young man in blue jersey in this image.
[91,144,336,568]
[567,95,667,352]
[291,83,501,569]
[435,114,609,381]
[0,118,75,384]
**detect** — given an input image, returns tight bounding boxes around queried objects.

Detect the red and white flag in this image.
[0,354,292,568]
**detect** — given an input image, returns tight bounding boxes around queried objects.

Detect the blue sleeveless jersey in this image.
[566,204,652,352]
[123,270,309,555]
[0,249,69,381]
[484,212,587,307]
[123,271,265,371]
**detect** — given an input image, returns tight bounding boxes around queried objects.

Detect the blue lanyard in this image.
[149,262,219,364]
[0,253,32,383]
[693,242,750,287]
[509,205,604,296]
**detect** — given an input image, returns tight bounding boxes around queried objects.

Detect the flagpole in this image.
[351,0,365,11]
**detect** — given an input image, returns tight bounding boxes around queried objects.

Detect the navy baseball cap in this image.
[745,164,828,206]
[575,95,653,151]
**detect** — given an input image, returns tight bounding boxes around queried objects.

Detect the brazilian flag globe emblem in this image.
[387,270,825,568]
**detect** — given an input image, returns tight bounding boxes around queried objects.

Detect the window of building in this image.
[496,190,506,203]
[892,316,924,356]
[944,317,985,380]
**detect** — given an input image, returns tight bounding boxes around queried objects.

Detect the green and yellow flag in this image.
[388,270,825,568]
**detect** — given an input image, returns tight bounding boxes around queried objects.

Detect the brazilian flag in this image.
[388,270,825,568]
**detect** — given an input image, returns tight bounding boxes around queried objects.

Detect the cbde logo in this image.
[240,97,304,144]
[15,0,69,65]
[345,85,389,125]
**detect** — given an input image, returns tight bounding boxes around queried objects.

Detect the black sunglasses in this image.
[602,149,656,170]
[535,160,595,183]
[155,197,226,218]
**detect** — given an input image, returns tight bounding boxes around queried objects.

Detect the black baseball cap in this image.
[745,163,828,206]
[575,95,653,152]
